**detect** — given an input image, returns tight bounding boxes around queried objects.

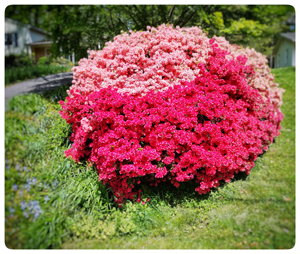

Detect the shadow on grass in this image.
[41,83,71,102]
[139,149,272,208]
[28,78,72,95]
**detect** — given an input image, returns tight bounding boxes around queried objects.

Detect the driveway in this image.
[5,72,73,110]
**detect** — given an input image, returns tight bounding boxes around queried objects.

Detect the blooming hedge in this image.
[60,25,283,205]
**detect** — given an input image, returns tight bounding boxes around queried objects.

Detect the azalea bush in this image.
[60,24,284,205]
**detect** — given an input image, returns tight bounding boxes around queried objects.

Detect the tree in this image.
[218,5,295,57]
[5,5,48,27]
[5,5,295,62]
[44,5,227,60]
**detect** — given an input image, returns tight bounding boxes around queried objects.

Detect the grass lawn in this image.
[4,67,295,249]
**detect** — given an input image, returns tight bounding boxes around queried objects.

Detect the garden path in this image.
[5,72,73,110]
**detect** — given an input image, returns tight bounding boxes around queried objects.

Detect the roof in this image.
[280,32,295,42]
[5,17,48,36]
[273,32,295,54]
[29,26,47,36]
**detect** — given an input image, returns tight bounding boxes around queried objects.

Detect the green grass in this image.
[5,64,72,86]
[5,67,295,249]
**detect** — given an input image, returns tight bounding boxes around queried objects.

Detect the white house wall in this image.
[274,38,295,68]
[5,19,28,55]
[5,18,47,56]
[292,44,295,66]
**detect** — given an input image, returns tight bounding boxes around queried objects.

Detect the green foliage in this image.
[50,57,75,68]
[223,18,267,37]
[7,93,47,116]
[210,12,225,29]
[69,214,113,241]
[5,64,72,86]
[218,5,295,56]
[21,211,72,249]
[221,18,270,54]
[37,56,50,65]
[6,5,294,60]
[5,5,48,27]
[38,56,75,67]
[5,54,34,68]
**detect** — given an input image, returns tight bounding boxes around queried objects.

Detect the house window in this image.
[285,49,289,64]
[277,54,280,67]
[5,33,18,46]
[5,34,12,45]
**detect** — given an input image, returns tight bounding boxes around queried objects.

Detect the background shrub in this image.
[5,56,74,86]
[5,53,34,68]
[37,56,50,66]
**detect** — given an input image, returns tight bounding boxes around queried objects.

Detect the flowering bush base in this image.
[60,36,283,205]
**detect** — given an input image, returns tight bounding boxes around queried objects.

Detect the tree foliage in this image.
[5,5,295,61]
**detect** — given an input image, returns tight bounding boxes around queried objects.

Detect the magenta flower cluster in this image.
[60,38,283,205]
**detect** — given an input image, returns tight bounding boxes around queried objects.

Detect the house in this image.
[5,17,75,64]
[273,32,295,68]
[5,17,53,63]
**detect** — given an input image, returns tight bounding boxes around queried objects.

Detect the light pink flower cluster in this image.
[60,40,283,205]
[69,24,284,109]
[70,24,211,97]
